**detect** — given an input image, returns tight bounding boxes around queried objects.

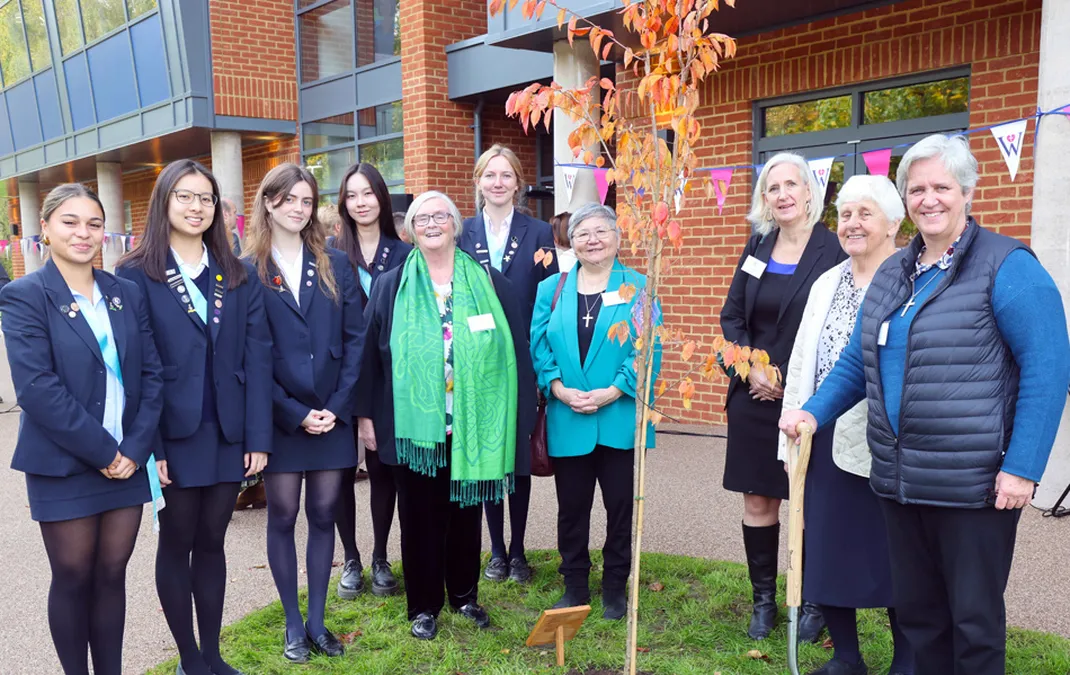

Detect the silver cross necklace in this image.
[581,291,603,328]
[901,269,944,317]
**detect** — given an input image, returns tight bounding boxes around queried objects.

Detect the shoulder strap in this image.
[551,272,568,311]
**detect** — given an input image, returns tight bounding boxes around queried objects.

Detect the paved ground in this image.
[0,344,1069,674]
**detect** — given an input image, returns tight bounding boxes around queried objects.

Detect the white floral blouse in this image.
[815,263,867,390]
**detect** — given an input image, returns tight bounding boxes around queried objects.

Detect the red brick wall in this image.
[400,0,486,208]
[210,0,298,120]
[632,0,1042,425]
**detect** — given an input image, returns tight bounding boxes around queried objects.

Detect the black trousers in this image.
[880,499,1021,675]
[553,445,634,591]
[394,448,481,620]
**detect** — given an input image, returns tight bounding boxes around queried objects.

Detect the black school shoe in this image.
[411,612,438,640]
[483,556,509,581]
[371,558,399,596]
[602,587,627,621]
[455,602,491,628]
[305,624,345,657]
[508,557,533,583]
[282,628,310,663]
[336,558,365,599]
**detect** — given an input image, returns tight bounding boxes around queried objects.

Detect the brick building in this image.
[1,0,1066,455]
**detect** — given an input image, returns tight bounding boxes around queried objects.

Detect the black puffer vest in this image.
[860,219,1029,508]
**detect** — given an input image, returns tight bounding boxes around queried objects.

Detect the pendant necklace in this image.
[900,269,944,317]
[581,290,602,328]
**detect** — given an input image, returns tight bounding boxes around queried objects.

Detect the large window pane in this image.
[299,0,353,82]
[763,95,851,137]
[863,77,969,126]
[356,0,399,67]
[81,0,126,43]
[24,0,50,71]
[0,1,32,85]
[304,112,354,150]
[54,0,83,55]
[126,0,155,20]
[357,101,401,139]
[306,147,356,199]
[359,137,403,184]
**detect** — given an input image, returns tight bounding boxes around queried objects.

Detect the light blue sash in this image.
[488,234,506,271]
[358,266,372,297]
[178,268,208,323]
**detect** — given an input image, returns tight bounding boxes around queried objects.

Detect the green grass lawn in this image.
[146,550,1070,675]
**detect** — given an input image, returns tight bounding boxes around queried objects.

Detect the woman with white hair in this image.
[355,190,535,640]
[782,134,1070,675]
[720,152,846,642]
[777,175,914,675]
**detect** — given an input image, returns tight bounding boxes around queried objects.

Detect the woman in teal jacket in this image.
[529,203,659,621]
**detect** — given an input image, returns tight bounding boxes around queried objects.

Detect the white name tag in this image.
[742,255,766,279]
[878,321,890,346]
[467,313,496,332]
[602,290,625,306]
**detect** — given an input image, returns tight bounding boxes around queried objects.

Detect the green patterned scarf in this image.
[390,248,517,506]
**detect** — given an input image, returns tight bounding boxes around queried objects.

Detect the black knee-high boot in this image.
[742,522,779,640]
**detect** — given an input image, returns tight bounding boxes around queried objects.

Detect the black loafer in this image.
[305,624,345,657]
[483,556,509,581]
[411,612,438,640]
[337,558,365,599]
[282,628,310,663]
[371,558,399,596]
[455,602,491,628]
[507,557,532,583]
[602,587,627,621]
[797,601,827,643]
[806,656,869,675]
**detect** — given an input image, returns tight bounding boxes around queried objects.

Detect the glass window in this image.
[304,112,354,150]
[357,101,401,139]
[299,0,353,82]
[81,0,126,43]
[125,0,155,20]
[763,95,852,137]
[0,0,32,86]
[863,77,969,126]
[54,0,82,55]
[359,137,403,184]
[306,146,356,199]
[24,0,50,71]
[356,0,399,67]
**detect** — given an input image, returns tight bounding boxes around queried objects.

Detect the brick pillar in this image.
[400,0,486,211]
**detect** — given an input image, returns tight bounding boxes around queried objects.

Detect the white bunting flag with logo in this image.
[808,156,835,207]
[990,119,1028,182]
[561,166,579,204]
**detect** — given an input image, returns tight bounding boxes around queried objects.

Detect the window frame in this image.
[295,0,401,88]
[301,100,404,196]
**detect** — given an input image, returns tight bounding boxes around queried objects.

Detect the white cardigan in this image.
[777,259,871,478]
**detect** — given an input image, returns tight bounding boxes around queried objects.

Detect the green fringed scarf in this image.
[390,248,517,506]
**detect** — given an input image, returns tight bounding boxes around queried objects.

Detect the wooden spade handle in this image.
[786,424,813,608]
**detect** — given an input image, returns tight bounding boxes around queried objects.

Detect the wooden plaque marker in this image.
[525,605,591,666]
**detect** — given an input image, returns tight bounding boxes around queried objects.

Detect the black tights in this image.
[822,605,915,673]
[336,448,395,562]
[156,482,241,675]
[40,506,142,675]
[484,475,532,560]
[265,470,344,638]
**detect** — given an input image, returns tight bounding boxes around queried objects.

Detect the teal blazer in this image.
[530,260,660,458]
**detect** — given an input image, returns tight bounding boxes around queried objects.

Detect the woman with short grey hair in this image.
[782,134,1070,675]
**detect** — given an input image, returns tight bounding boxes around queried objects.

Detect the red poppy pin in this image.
[273,275,283,287]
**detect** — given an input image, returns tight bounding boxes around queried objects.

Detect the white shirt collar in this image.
[483,207,515,240]
[172,242,209,278]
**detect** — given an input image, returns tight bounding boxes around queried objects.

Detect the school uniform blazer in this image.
[1,260,164,477]
[353,252,537,473]
[116,253,273,460]
[260,248,365,431]
[529,260,661,458]
[459,212,558,334]
[353,236,412,307]
[719,223,846,403]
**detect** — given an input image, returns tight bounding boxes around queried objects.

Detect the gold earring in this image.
[41,235,50,246]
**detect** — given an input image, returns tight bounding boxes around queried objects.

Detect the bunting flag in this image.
[709,168,734,215]
[235,214,245,239]
[808,157,835,206]
[673,171,686,213]
[862,148,893,177]
[593,168,610,205]
[991,119,1028,182]
[561,166,579,205]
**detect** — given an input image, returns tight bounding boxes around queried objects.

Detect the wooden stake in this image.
[556,625,565,666]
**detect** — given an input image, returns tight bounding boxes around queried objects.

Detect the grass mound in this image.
[146,550,1070,674]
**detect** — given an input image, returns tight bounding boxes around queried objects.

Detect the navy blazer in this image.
[116,253,273,459]
[354,236,412,307]
[1,260,164,476]
[354,254,537,474]
[719,223,847,401]
[260,248,365,431]
[459,212,558,334]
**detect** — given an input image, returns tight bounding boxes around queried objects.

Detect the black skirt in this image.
[802,426,893,608]
[722,383,788,500]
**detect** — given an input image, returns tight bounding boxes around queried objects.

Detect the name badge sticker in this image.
[602,290,625,306]
[878,321,890,346]
[742,255,767,279]
[467,313,497,332]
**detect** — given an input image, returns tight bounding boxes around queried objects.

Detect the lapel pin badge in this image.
[216,274,223,282]
[60,304,69,313]
[306,280,313,287]
[68,311,77,318]
[307,269,314,277]
[213,317,220,324]
[177,285,186,294]
[69,302,80,313]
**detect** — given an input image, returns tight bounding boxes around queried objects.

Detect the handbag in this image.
[530,272,568,477]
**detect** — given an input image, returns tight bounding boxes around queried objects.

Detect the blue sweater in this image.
[804,249,1070,482]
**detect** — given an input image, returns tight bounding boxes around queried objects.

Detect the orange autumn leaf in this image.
[650,410,664,426]
[619,283,637,302]
[657,378,667,397]
[653,201,669,225]
[533,248,546,264]
[736,359,750,381]
[556,8,566,29]
[542,249,554,268]
[681,340,696,361]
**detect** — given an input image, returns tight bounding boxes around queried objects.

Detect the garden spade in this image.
[786,423,814,675]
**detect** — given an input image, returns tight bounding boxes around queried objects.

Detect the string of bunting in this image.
[554,104,1070,215]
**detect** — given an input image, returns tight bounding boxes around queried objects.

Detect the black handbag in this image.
[530,272,568,477]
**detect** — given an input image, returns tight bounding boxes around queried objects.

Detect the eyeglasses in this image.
[571,227,615,244]
[413,212,453,227]
[172,189,219,208]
